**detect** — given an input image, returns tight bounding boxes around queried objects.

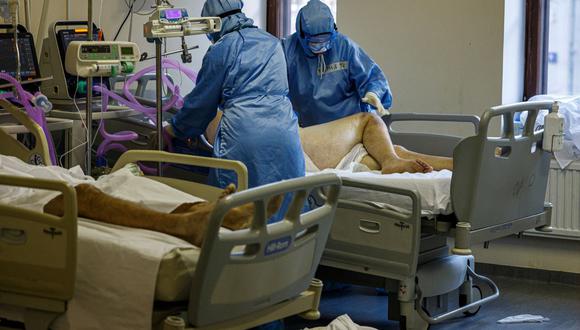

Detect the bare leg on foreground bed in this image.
[44,183,282,247]
[300,113,437,174]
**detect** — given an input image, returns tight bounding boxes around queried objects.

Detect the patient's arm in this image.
[300,112,451,173]
[44,183,282,247]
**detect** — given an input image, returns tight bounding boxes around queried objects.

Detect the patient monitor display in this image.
[65,41,140,77]
[0,33,41,89]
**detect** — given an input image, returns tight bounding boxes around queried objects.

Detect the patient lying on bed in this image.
[206,111,453,174]
[0,155,281,247]
[299,112,453,173]
[44,183,280,247]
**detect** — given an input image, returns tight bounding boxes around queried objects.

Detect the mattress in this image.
[310,169,453,215]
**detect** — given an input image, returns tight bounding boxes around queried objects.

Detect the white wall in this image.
[23,0,266,93]
[338,0,506,136]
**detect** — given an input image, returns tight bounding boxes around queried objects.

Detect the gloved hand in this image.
[362,92,390,116]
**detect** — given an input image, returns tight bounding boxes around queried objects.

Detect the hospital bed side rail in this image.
[320,177,423,282]
[0,99,52,166]
[0,175,77,312]
[451,101,553,241]
[186,173,341,329]
[384,112,480,157]
[112,149,248,200]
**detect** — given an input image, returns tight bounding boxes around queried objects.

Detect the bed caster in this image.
[163,315,186,330]
[459,285,482,317]
[299,278,323,320]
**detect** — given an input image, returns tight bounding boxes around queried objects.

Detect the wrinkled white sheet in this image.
[523,95,580,169]
[307,144,453,215]
[0,155,203,330]
[305,314,378,330]
[52,219,194,330]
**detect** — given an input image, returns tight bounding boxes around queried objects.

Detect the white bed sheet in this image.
[306,144,453,215]
[312,169,453,215]
[52,219,194,330]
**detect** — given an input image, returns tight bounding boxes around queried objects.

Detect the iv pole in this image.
[86,0,93,175]
[7,0,20,81]
[154,0,163,175]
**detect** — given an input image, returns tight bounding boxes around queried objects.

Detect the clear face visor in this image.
[306,33,332,54]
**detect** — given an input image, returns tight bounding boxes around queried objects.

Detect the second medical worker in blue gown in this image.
[283,0,393,127]
[167,0,305,219]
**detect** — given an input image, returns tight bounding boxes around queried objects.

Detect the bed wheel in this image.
[460,285,482,316]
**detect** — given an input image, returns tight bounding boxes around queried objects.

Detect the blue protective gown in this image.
[282,0,393,127]
[171,1,305,204]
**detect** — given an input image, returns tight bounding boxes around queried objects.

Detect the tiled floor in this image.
[285,276,580,329]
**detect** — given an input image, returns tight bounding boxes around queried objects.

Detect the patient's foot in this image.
[381,158,432,174]
[178,192,284,246]
[221,194,284,230]
[219,183,237,199]
[170,184,238,214]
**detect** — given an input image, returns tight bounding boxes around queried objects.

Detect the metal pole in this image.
[155,40,163,175]
[86,0,93,175]
[11,0,20,81]
[155,0,163,176]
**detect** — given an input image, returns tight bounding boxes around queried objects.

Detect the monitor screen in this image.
[81,44,111,54]
[0,34,40,81]
[121,46,134,56]
[164,9,183,20]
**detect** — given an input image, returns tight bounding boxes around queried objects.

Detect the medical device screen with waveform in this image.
[0,33,40,81]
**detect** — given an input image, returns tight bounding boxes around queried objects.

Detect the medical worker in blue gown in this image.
[283,0,393,127]
[167,0,305,221]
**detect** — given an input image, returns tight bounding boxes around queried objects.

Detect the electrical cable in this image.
[113,0,135,41]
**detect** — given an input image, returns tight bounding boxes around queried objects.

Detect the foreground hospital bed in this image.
[312,101,554,330]
[0,100,342,330]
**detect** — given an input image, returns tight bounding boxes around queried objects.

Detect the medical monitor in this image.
[0,32,41,85]
[55,28,109,97]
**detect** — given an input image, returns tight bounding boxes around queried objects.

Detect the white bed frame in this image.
[315,101,555,330]
[0,100,342,330]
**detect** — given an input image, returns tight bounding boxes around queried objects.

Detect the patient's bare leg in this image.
[44,184,281,247]
[300,113,431,174]
[394,145,453,171]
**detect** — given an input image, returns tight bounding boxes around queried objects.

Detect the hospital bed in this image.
[314,101,554,330]
[0,99,342,330]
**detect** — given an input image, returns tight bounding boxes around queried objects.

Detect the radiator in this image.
[542,160,580,239]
